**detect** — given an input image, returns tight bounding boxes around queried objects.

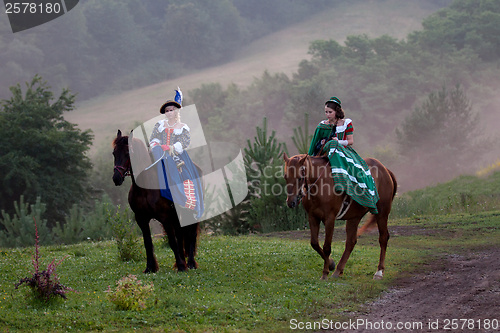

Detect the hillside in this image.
[65,0,444,152]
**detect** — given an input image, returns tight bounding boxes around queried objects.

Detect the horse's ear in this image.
[299,154,308,165]
[117,130,122,138]
[283,152,289,163]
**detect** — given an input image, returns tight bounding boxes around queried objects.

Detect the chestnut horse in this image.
[283,153,397,280]
[112,130,200,273]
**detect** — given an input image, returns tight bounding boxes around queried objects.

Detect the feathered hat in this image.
[160,87,183,114]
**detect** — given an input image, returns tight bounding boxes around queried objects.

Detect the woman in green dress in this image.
[308,97,379,214]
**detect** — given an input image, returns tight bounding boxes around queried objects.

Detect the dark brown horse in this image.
[112,130,199,273]
[283,153,397,280]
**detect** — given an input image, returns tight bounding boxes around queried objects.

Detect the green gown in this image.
[308,119,379,214]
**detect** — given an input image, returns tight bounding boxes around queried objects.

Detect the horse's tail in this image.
[388,168,398,200]
[357,167,397,237]
[357,215,377,237]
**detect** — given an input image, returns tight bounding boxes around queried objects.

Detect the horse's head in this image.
[283,153,309,208]
[112,130,131,186]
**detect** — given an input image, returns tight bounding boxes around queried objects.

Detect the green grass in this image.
[391,171,500,217]
[1,234,419,332]
[2,199,499,332]
[390,211,500,250]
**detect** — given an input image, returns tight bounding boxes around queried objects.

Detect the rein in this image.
[144,150,167,171]
[114,143,166,178]
[298,156,327,200]
[304,137,340,198]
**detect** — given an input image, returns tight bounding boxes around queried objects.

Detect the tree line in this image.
[190,0,500,188]
[1,0,499,241]
[0,0,336,100]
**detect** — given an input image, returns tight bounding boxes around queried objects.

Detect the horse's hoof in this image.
[329,259,336,271]
[320,274,328,280]
[176,264,188,272]
[143,267,157,274]
[331,270,342,279]
[173,261,188,272]
[373,270,384,280]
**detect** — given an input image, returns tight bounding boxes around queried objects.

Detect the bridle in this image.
[291,156,326,205]
[301,139,340,199]
[113,141,165,179]
[113,145,131,178]
[300,159,326,199]
[114,164,130,178]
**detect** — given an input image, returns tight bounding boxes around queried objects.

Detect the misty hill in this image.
[0,0,339,100]
[64,0,445,150]
[66,0,500,193]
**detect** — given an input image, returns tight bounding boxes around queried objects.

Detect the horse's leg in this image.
[332,217,361,278]
[136,215,159,273]
[321,216,336,280]
[308,214,333,280]
[309,214,324,257]
[163,217,188,272]
[374,214,390,280]
[184,223,199,269]
[177,207,198,269]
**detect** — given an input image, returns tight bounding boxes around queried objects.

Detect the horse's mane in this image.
[130,137,151,163]
[112,135,128,148]
[112,133,155,184]
[289,154,329,165]
[112,134,150,162]
[310,155,330,165]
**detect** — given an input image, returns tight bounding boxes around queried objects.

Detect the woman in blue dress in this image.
[149,88,204,219]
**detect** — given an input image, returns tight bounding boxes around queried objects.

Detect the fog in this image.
[1,0,498,194]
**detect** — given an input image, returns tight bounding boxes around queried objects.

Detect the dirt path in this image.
[262,228,499,333]
[340,248,500,333]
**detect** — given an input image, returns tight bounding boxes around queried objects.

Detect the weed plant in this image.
[14,219,73,303]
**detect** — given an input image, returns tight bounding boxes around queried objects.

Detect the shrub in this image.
[52,196,114,244]
[82,196,114,241]
[0,196,51,247]
[106,274,154,311]
[106,205,142,261]
[52,203,85,244]
[15,218,74,302]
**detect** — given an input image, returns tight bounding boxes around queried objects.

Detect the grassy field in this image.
[392,170,500,217]
[0,235,409,332]
[2,144,498,333]
[1,208,499,332]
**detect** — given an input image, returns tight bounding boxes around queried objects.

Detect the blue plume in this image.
[174,87,183,107]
